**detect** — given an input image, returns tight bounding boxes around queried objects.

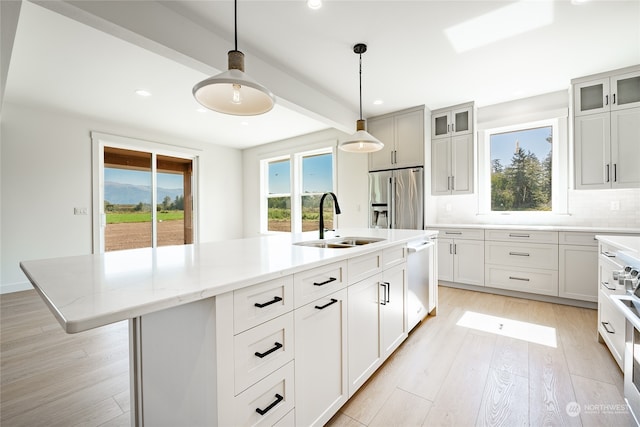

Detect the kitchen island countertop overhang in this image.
[20,228,435,333]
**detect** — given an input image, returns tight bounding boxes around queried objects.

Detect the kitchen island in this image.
[20,228,435,426]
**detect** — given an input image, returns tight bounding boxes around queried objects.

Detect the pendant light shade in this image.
[192,1,275,116]
[339,43,383,153]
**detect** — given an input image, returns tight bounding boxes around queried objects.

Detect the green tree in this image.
[161,196,171,211]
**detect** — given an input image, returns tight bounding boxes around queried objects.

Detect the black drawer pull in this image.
[509,233,530,238]
[256,393,284,416]
[445,231,462,235]
[315,298,338,310]
[601,281,616,291]
[602,251,616,258]
[254,342,283,359]
[314,277,337,286]
[509,252,530,257]
[509,276,530,282]
[601,321,615,334]
[254,296,282,308]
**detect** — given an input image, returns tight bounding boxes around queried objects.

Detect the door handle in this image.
[614,164,617,182]
[606,164,610,182]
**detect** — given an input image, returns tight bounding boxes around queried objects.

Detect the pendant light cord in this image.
[234,0,238,51]
[358,53,363,120]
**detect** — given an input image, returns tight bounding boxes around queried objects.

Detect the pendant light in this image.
[339,43,384,153]
[192,0,275,116]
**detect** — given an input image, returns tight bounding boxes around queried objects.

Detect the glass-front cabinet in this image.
[574,70,640,116]
[573,65,640,190]
[431,105,473,139]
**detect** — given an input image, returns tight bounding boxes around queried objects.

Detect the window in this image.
[490,126,552,211]
[301,153,334,231]
[263,147,335,233]
[479,116,567,216]
[267,158,291,232]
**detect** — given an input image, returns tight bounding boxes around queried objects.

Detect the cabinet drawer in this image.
[382,244,406,269]
[348,251,382,284]
[234,312,294,395]
[293,261,346,308]
[434,228,484,241]
[559,231,598,246]
[598,289,625,369]
[485,229,558,244]
[485,265,558,296]
[233,361,294,427]
[485,241,558,270]
[234,276,293,334]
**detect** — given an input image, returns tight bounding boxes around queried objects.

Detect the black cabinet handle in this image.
[254,342,283,359]
[255,393,284,416]
[380,283,389,305]
[314,277,337,287]
[601,321,615,334]
[315,298,338,310]
[509,252,530,257]
[254,296,282,308]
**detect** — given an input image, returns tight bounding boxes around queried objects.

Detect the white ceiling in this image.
[4,0,640,150]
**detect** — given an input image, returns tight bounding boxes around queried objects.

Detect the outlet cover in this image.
[74,207,88,215]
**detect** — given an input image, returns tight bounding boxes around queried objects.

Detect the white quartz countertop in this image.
[20,228,434,334]
[428,223,640,234]
[596,235,640,266]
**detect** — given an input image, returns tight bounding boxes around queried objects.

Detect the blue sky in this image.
[268,154,333,194]
[105,168,183,189]
[490,126,552,167]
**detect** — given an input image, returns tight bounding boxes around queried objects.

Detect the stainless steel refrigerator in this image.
[369,167,424,229]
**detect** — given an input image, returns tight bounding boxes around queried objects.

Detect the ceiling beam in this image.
[32,0,354,134]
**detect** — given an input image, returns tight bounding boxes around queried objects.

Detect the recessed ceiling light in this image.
[135,89,152,97]
[240,121,250,126]
[307,0,322,10]
[373,99,384,105]
[196,108,207,113]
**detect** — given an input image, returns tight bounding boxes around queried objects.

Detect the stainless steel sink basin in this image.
[293,236,385,249]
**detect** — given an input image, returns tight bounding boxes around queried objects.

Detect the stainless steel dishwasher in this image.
[407,237,437,331]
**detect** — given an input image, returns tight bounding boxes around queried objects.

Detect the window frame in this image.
[478,115,568,217]
[261,146,336,234]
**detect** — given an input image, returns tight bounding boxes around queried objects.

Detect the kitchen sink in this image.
[293,236,385,249]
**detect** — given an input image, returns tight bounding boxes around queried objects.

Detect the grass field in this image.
[106,211,184,224]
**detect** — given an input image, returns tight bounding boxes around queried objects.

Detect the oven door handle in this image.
[601,321,616,334]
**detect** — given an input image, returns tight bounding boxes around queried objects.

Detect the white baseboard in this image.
[1,281,33,294]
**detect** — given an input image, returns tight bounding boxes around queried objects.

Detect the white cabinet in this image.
[574,69,640,116]
[435,228,484,286]
[485,229,559,297]
[347,274,382,395]
[294,288,347,427]
[380,263,406,358]
[597,243,627,370]
[368,106,425,171]
[558,232,598,302]
[431,105,473,138]
[573,66,640,189]
[347,244,408,397]
[431,102,474,195]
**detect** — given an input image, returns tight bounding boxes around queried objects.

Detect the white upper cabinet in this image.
[431,102,475,195]
[431,105,473,139]
[368,106,425,171]
[574,69,640,116]
[573,65,640,190]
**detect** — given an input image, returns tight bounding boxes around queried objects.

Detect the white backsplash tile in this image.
[432,189,639,228]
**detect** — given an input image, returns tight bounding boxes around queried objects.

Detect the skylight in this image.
[445,0,554,53]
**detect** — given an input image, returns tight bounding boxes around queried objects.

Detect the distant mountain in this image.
[105,181,182,205]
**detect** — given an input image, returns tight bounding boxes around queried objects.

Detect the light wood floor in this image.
[1,286,633,426]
